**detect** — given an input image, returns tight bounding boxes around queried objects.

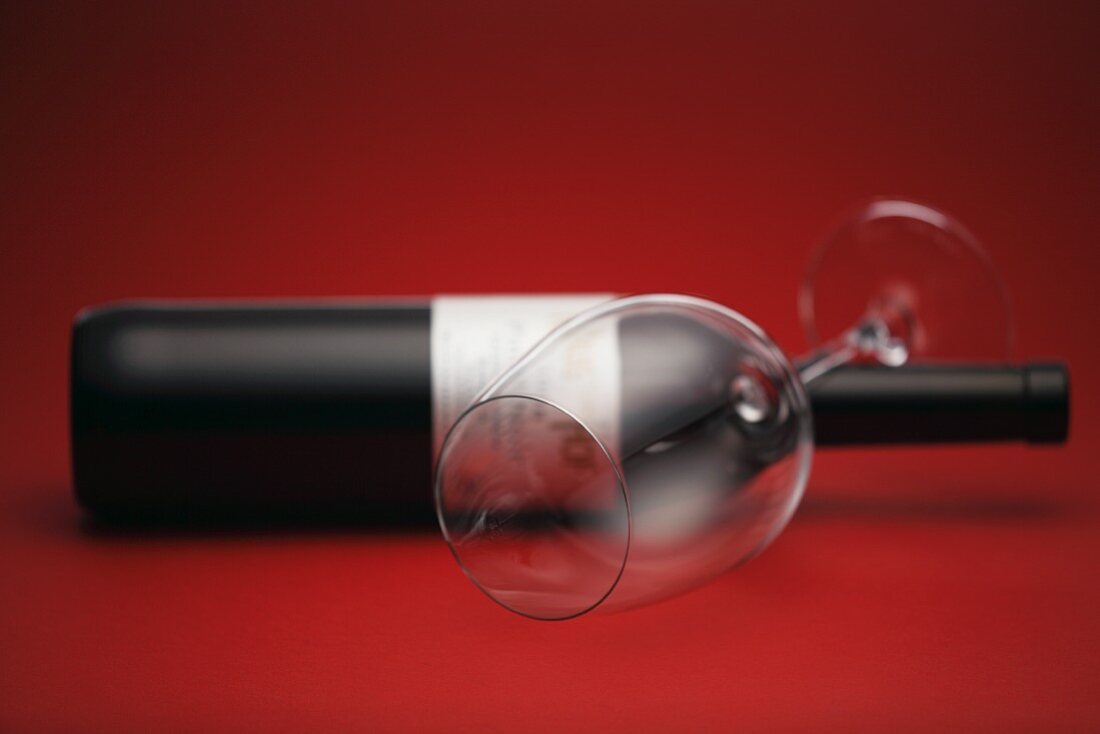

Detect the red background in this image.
[2,2,1099,730]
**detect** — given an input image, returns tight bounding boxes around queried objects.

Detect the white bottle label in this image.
[430,294,619,460]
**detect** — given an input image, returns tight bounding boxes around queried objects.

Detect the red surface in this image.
[2,2,1099,730]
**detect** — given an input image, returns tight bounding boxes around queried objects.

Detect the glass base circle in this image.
[799,197,1014,362]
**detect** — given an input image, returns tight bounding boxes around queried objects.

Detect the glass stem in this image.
[796,338,859,385]
[796,316,911,385]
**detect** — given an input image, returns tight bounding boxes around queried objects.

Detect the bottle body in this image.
[72,301,435,521]
[72,296,612,522]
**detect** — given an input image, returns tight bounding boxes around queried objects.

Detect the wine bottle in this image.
[70,296,1068,522]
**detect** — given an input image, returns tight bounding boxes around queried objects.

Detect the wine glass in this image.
[434,198,1017,620]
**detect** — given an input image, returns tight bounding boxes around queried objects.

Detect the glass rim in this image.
[434,393,632,621]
